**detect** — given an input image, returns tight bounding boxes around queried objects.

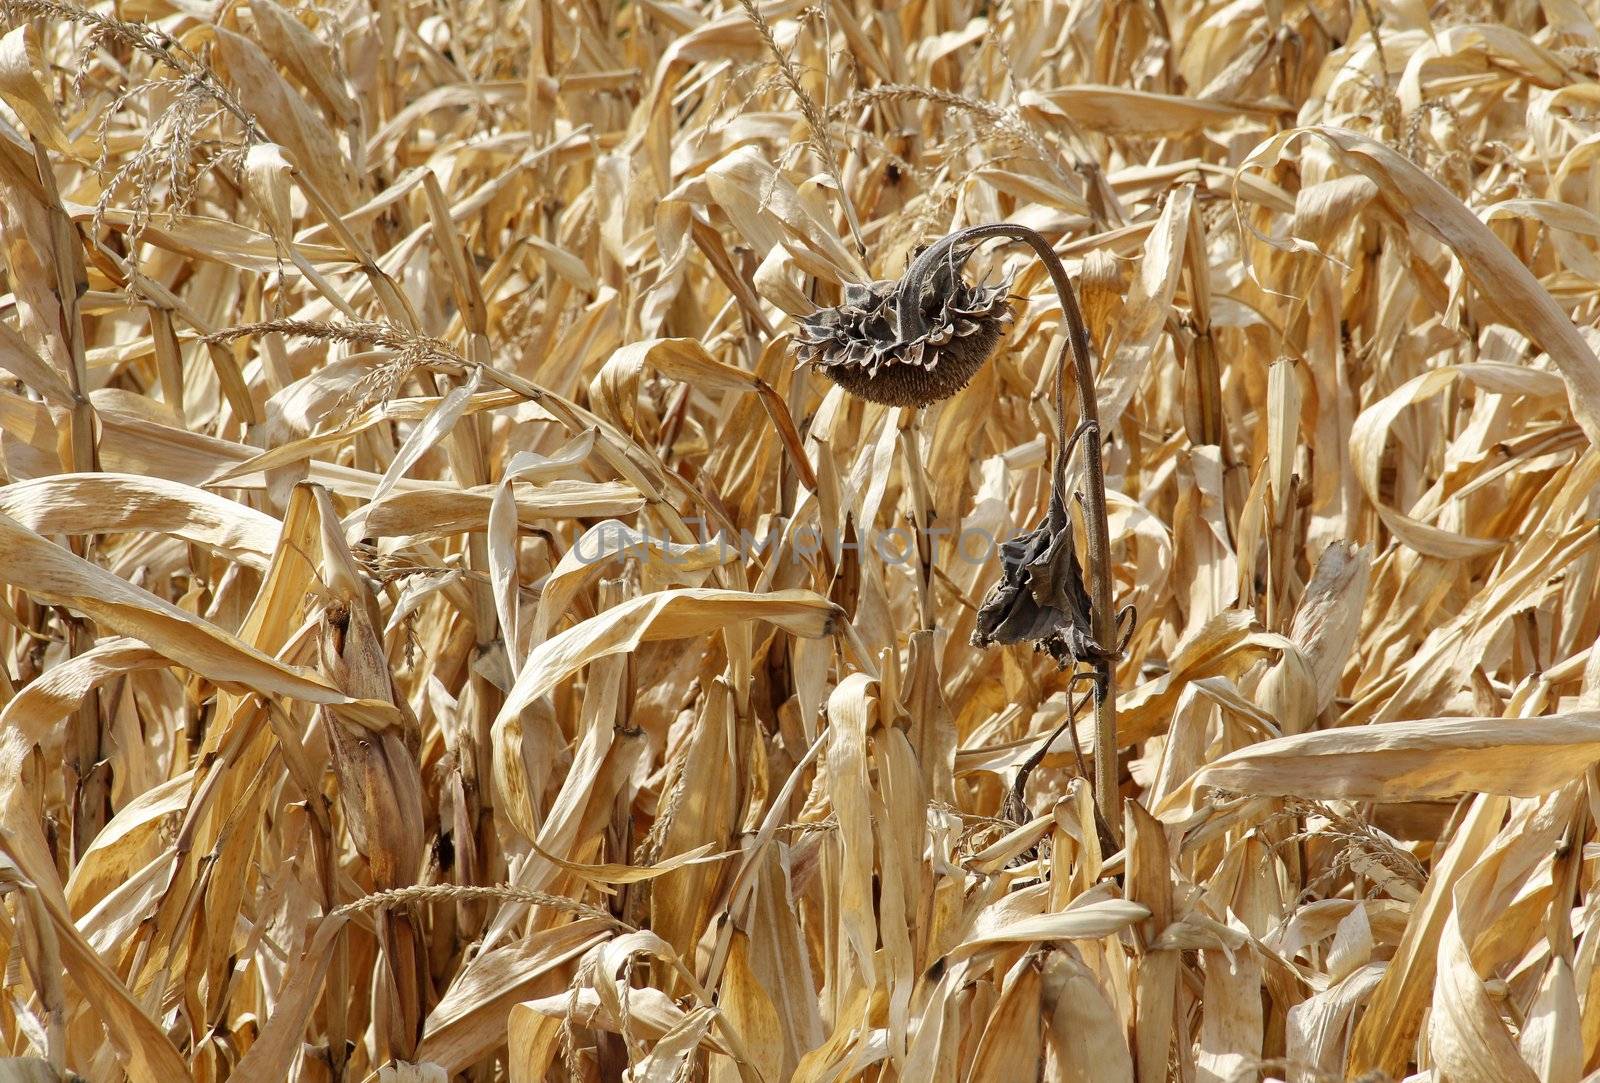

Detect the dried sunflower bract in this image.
[795,240,1013,408]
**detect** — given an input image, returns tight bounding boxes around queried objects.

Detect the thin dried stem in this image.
[827,83,1078,190]
[331,883,627,926]
[734,0,867,261]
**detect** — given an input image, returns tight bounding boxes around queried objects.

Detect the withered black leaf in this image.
[971,497,1104,669]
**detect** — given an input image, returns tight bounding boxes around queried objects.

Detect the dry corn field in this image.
[9,0,1600,1081]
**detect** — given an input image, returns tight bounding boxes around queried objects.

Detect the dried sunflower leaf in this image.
[972,510,1099,668]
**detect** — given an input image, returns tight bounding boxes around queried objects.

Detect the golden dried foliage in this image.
[0,0,1599,1080]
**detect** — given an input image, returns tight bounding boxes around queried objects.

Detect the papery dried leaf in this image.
[971,510,1099,667]
[1186,712,1600,804]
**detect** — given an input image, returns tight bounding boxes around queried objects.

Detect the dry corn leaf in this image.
[496,588,839,725]
[1181,712,1600,804]
[0,473,281,569]
[1240,125,1600,445]
[0,510,394,725]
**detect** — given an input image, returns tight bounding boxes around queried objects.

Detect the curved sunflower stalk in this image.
[796,223,1129,839]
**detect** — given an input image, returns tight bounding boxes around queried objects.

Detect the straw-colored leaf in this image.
[1185,713,1600,803]
[0,510,393,724]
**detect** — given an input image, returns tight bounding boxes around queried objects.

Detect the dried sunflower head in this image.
[795,238,1013,408]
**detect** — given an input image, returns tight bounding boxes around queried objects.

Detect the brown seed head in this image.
[795,241,1012,408]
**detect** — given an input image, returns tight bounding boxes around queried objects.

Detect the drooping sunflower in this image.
[795,239,1012,408]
